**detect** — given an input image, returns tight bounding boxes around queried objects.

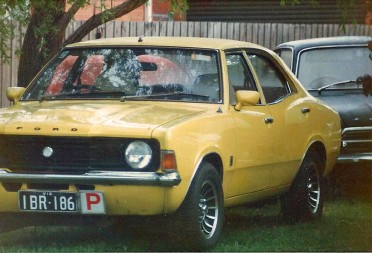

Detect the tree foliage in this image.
[0,0,187,86]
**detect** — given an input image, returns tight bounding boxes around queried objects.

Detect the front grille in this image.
[343,129,372,141]
[341,128,372,155]
[0,135,160,173]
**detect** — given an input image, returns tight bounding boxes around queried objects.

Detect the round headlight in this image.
[125,141,153,169]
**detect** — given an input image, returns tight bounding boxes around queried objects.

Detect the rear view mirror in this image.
[140,62,158,71]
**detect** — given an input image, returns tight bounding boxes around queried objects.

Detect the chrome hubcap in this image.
[198,181,219,239]
[307,165,321,213]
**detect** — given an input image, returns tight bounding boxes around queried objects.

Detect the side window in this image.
[275,49,293,69]
[248,54,292,104]
[226,53,257,104]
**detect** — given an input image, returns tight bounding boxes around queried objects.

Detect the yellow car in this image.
[0,37,340,250]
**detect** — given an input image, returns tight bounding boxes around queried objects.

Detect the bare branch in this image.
[63,0,147,46]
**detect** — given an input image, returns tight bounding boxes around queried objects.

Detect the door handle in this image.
[264,117,274,124]
[301,107,311,114]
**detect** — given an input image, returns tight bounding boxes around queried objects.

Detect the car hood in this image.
[312,92,372,128]
[0,101,205,137]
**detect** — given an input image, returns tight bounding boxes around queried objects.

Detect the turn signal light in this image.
[161,151,177,171]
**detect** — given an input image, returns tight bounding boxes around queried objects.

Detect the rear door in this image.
[246,50,313,188]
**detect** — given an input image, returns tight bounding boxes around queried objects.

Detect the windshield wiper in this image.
[317,79,361,95]
[40,90,127,102]
[121,92,210,102]
[155,92,210,99]
[39,93,76,102]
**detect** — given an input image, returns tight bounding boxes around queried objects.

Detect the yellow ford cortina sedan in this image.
[0,37,340,250]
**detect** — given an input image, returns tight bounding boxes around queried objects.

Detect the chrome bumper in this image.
[339,127,372,163]
[0,169,181,187]
[337,153,372,163]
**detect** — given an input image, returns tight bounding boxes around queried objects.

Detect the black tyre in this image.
[281,151,324,223]
[174,162,224,250]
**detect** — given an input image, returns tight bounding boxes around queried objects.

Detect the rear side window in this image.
[248,54,293,104]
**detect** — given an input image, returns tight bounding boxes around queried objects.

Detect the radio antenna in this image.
[137,13,170,42]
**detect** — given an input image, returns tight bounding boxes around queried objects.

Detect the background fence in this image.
[0,20,371,107]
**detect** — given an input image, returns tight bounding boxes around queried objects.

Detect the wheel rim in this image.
[307,164,321,214]
[198,180,219,239]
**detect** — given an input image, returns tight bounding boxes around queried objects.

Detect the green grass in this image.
[218,200,372,251]
[0,199,371,252]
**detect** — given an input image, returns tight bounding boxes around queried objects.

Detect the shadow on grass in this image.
[1,198,371,252]
[1,163,371,252]
[327,162,372,201]
[0,202,285,252]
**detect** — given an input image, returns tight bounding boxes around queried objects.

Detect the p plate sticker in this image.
[80,191,106,214]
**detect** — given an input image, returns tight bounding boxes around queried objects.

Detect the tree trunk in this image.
[17,15,44,87]
[17,0,67,87]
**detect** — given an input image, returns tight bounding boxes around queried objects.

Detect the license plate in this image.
[19,191,78,212]
[19,191,105,214]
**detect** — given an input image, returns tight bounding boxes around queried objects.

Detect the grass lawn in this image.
[0,198,371,252]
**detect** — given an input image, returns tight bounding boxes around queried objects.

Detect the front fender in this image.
[153,111,235,213]
[163,148,227,214]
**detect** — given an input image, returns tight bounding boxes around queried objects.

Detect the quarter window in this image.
[226,53,257,104]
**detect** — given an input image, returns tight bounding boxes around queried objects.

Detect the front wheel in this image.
[173,162,224,250]
[281,151,325,223]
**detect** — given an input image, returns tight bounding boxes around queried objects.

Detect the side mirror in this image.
[369,41,372,61]
[6,87,26,103]
[235,90,260,111]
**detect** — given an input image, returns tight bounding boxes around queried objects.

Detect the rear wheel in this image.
[173,162,224,250]
[281,151,324,223]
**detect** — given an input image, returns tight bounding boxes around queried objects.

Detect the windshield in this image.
[22,47,221,103]
[297,46,372,90]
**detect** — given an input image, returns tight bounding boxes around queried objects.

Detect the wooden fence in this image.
[1,21,371,107]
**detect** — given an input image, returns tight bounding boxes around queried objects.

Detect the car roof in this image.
[67,36,267,51]
[275,36,372,51]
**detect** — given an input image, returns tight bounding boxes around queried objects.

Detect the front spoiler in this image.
[0,169,181,187]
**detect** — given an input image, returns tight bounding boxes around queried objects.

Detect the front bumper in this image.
[0,169,181,187]
[338,153,372,163]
